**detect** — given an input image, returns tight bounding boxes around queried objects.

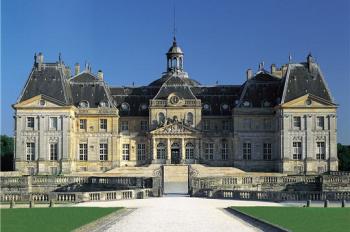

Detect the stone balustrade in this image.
[0,188,152,203]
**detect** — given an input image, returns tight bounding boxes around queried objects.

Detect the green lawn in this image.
[1,207,122,232]
[231,206,350,232]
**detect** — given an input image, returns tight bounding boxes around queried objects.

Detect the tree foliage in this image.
[1,135,14,171]
[338,143,350,171]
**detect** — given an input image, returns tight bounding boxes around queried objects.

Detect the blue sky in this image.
[1,0,349,144]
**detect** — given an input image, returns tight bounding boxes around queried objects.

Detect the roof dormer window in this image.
[99,101,107,107]
[121,102,130,111]
[79,101,89,108]
[243,101,250,107]
[203,103,211,111]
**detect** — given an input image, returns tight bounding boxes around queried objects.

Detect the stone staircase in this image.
[163,165,189,194]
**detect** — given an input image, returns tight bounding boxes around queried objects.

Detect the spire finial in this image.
[173,1,177,42]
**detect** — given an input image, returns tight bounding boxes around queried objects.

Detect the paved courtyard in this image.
[76,195,285,232]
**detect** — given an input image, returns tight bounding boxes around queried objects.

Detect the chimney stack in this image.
[97,70,104,81]
[307,53,313,72]
[246,69,253,80]
[74,63,80,75]
[37,52,44,70]
[271,64,276,74]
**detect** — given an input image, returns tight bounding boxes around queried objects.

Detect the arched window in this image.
[158,112,165,125]
[185,143,194,159]
[187,112,193,125]
[157,143,166,159]
[172,58,177,68]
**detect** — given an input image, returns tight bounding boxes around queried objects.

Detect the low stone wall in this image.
[0,188,153,203]
[205,190,350,201]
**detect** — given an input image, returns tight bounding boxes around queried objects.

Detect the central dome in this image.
[148,73,200,87]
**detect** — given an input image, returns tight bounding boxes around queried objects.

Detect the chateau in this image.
[13,37,338,175]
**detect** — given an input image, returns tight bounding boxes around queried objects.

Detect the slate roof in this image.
[281,63,333,104]
[18,63,72,105]
[17,55,335,116]
[237,71,284,108]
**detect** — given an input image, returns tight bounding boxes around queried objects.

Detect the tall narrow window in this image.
[293,116,301,130]
[316,142,325,160]
[317,116,324,130]
[263,143,272,160]
[99,143,108,161]
[222,120,230,131]
[100,119,107,130]
[158,112,165,125]
[26,143,35,161]
[187,112,193,125]
[243,143,251,160]
[157,143,166,159]
[185,143,194,159]
[122,144,130,160]
[204,143,214,160]
[49,117,58,130]
[140,121,148,131]
[79,119,87,130]
[137,144,146,160]
[27,117,34,129]
[79,144,88,161]
[50,143,58,160]
[292,142,302,160]
[221,143,228,160]
[121,121,129,131]
[203,120,210,131]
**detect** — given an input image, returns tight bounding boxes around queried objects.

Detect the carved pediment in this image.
[281,94,336,108]
[151,122,199,135]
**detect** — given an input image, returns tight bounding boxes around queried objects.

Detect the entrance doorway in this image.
[171,149,180,164]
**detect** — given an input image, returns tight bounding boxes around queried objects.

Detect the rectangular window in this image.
[316,142,325,160]
[222,120,230,131]
[121,121,129,131]
[122,144,130,160]
[203,120,210,131]
[293,116,301,129]
[100,119,107,130]
[79,144,88,161]
[26,143,35,161]
[293,142,302,160]
[49,117,58,130]
[50,143,58,160]
[99,143,108,161]
[263,143,272,160]
[140,121,148,131]
[186,145,194,159]
[221,143,228,160]
[204,143,214,160]
[317,116,324,130]
[79,119,87,130]
[137,144,146,160]
[27,117,34,129]
[157,144,166,159]
[243,143,251,160]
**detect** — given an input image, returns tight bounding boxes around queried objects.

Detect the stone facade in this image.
[13,39,338,175]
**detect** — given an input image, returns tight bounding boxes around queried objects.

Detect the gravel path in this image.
[77,195,285,232]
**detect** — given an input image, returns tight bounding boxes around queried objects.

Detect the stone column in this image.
[305,114,313,173]
[181,138,185,163]
[152,138,156,163]
[167,138,171,164]
[195,139,200,163]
